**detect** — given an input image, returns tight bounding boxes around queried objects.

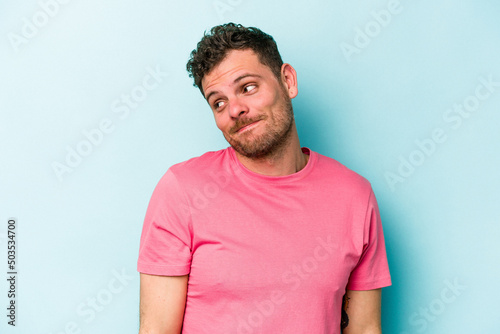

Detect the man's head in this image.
[186,23,284,96]
[186,23,299,160]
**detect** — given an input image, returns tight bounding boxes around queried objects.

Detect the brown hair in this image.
[186,23,284,95]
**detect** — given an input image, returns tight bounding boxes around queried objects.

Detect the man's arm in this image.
[139,273,189,334]
[341,289,382,334]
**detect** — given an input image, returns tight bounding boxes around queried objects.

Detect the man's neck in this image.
[233,127,308,176]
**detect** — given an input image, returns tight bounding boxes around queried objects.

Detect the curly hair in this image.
[186,23,284,95]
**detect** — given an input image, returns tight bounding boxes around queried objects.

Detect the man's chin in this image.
[228,140,277,159]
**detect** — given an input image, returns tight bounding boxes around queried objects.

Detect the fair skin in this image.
[343,289,383,334]
[202,49,307,176]
[139,274,188,334]
[139,49,382,334]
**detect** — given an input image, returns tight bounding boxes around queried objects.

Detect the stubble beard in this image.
[224,94,294,159]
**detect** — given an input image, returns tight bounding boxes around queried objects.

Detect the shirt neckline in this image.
[227,146,316,183]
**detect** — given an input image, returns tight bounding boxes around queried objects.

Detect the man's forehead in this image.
[202,49,270,96]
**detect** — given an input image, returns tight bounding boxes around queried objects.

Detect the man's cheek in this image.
[214,119,226,131]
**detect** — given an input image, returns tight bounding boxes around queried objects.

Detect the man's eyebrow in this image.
[234,73,262,83]
[205,74,262,102]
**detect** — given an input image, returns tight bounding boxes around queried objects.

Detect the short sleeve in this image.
[137,169,192,276]
[346,189,392,290]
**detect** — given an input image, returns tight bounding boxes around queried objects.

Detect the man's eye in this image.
[214,101,225,110]
[243,85,256,93]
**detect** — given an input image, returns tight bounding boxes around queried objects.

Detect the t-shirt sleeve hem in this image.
[346,276,392,291]
[137,262,190,276]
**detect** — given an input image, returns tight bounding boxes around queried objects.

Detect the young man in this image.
[137,23,391,334]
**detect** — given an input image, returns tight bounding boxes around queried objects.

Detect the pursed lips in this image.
[236,120,260,133]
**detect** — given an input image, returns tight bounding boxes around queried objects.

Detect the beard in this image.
[223,92,294,159]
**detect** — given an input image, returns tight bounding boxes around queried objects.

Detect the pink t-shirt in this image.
[137,147,391,334]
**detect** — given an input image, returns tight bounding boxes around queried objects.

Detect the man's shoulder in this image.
[153,148,230,192]
[313,150,372,193]
[166,148,230,178]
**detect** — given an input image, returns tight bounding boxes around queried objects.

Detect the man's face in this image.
[202,49,295,159]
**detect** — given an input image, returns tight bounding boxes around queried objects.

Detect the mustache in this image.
[230,115,266,134]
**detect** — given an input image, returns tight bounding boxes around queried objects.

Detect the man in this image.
[137,23,391,334]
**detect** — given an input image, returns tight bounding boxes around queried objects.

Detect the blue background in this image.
[1,0,499,333]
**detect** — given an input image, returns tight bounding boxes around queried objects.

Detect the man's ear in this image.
[281,63,298,99]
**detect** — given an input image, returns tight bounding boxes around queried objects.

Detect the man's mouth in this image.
[236,120,261,133]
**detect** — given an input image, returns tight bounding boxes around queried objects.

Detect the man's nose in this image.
[228,97,249,119]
